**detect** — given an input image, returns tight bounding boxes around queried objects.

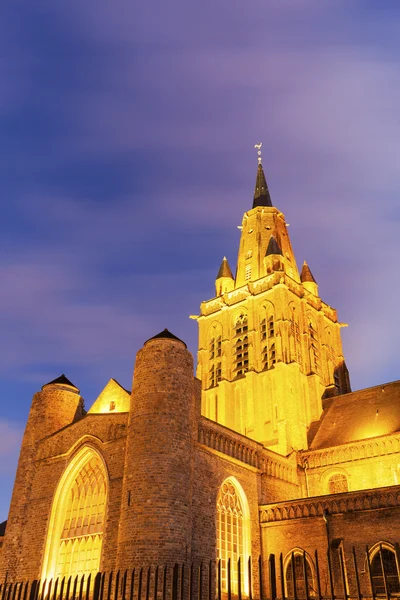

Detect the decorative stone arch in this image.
[283,549,316,597]
[216,477,251,594]
[367,542,400,595]
[41,444,108,582]
[320,467,349,495]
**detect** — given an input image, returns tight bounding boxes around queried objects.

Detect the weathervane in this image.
[254,142,263,165]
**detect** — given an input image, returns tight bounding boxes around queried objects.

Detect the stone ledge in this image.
[259,484,400,523]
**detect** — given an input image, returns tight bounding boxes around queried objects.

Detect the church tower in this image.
[196,151,350,455]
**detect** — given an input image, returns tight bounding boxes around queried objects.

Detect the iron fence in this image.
[1,544,400,600]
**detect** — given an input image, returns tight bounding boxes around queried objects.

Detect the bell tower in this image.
[196,148,350,455]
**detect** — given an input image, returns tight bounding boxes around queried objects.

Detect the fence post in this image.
[94,575,102,600]
[216,561,220,600]
[326,549,335,600]
[29,581,39,600]
[314,551,322,600]
[291,552,298,600]
[268,555,276,600]
[365,546,376,600]
[378,544,390,600]
[197,563,202,600]
[259,556,264,600]
[227,559,231,600]
[248,557,252,600]
[153,567,158,600]
[302,552,309,600]
[238,558,241,600]
[279,554,285,600]
[351,547,362,600]
[171,565,179,600]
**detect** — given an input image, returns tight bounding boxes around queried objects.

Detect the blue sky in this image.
[0,1,399,519]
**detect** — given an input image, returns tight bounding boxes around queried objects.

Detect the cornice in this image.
[259,484,400,524]
[301,432,400,469]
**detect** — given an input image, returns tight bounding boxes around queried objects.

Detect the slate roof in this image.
[217,257,234,279]
[145,328,187,348]
[308,380,400,449]
[253,163,273,209]
[301,261,317,283]
[42,374,79,392]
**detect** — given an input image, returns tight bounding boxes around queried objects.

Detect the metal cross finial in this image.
[254,142,263,165]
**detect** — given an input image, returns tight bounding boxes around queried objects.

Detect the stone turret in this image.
[301,261,319,296]
[0,375,83,580]
[117,329,197,567]
[215,256,234,296]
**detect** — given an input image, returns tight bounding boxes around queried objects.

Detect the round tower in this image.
[25,374,83,445]
[117,329,196,567]
[0,375,83,581]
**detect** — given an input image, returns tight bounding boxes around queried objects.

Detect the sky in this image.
[0,0,399,520]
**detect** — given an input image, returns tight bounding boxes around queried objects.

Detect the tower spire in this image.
[253,143,272,209]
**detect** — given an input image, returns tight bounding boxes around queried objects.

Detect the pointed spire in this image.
[253,163,273,209]
[265,236,283,256]
[300,261,317,283]
[217,256,234,279]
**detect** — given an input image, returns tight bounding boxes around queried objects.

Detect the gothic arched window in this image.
[370,545,400,596]
[41,447,108,582]
[261,306,276,370]
[217,479,250,594]
[234,314,249,378]
[285,552,315,598]
[327,473,348,494]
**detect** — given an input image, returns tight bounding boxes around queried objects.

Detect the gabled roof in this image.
[308,380,400,449]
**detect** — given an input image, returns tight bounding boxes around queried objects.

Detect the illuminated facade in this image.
[1,160,400,596]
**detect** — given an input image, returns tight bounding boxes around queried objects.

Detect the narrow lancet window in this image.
[261,306,276,370]
[234,314,249,378]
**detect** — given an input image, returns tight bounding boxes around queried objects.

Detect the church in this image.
[1,157,400,598]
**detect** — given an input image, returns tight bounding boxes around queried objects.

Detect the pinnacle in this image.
[217,256,234,279]
[301,261,317,283]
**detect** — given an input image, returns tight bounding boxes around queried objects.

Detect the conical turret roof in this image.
[217,256,234,279]
[42,374,79,392]
[145,328,187,348]
[265,236,283,256]
[300,261,317,283]
[253,163,273,209]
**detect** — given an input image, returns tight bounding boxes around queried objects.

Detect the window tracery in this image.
[370,545,400,595]
[43,449,107,582]
[285,552,315,598]
[217,480,249,593]
[327,473,348,494]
